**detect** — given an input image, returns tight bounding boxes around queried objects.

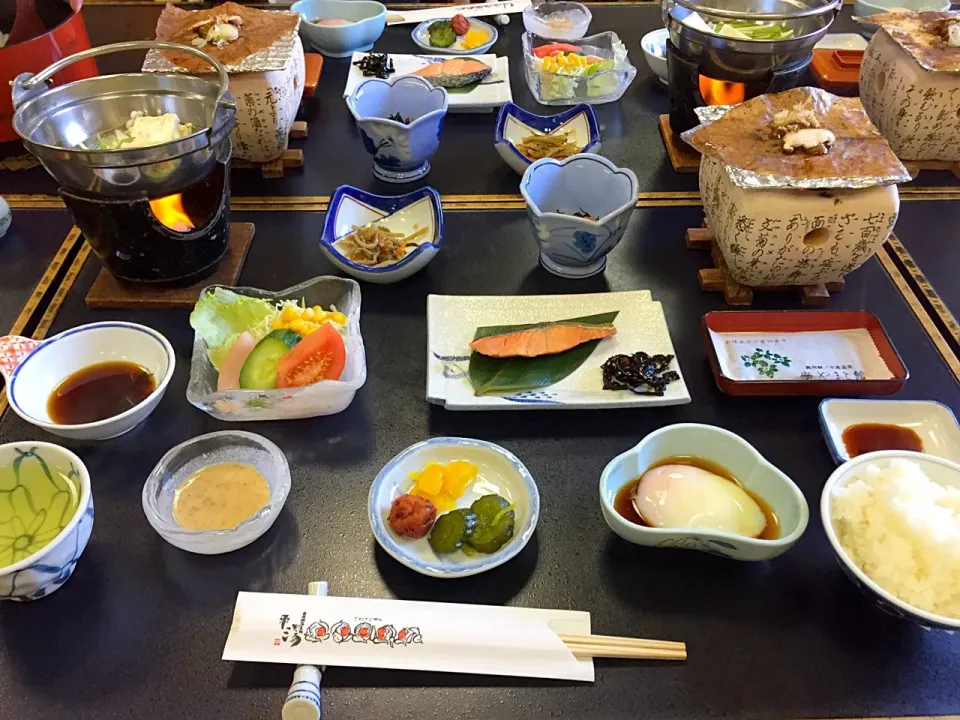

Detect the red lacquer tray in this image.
[702,310,908,397]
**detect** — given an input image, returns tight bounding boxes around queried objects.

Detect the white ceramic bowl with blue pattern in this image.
[0,322,175,441]
[320,185,443,284]
[599,424,809,561]
[494,102,601,175]
[822,451,960,631]
[521,153,638,279]
[291,0,387,58]
[368,438,540,578]
[346,75,448,184]
[0,442,94,602]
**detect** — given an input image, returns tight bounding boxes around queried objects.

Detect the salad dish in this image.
[412,14,498,55]
[368,437,540,578]
[494,102,600,175]
[320,185,443,283]
[522,32,637,105]
[186,277,366,421]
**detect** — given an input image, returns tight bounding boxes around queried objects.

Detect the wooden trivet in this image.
[686,226,845,307]
[84,222,255,309]
[659,115,701,174]
[904,160,960,182]
[233,122,307,178]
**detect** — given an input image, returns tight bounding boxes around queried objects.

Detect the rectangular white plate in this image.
[819,399,960,464]
[344,54,512,113]
[427,291,691,410]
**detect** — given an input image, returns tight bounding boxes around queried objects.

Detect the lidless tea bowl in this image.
[346,75,449,183]
[521,153,638,279]
[0,442,94,601]
[599,424,809,561]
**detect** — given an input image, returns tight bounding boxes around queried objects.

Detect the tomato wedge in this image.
[531,43,583,58]
[276,322,346,388]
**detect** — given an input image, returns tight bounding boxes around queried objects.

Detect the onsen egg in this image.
[633,464,766,538]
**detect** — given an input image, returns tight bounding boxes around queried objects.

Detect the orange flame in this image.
[698,75,746,106]
[149,194,195,233]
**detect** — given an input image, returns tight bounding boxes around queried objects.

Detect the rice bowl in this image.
[822,450,960,629]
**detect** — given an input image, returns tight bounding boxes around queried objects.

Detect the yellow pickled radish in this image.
[415,463,445,495]
[443,460,478,496]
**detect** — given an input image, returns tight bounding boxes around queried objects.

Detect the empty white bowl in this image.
[292,0,387,57]
[0,322,175,441]
[822,451,960,630]
[641,28,669,85]
[599,424,809,561]
[368,438,540,578]
[819,399,960,464]
[142,431,291,555]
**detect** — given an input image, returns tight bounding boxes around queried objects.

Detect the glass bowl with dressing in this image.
[142,431,291,554]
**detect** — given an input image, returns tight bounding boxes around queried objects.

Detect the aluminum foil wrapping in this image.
[682,88,912,191]
[143,22,300,74]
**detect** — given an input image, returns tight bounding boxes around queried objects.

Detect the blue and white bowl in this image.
[368,437,540,578]
[0,442,94,602]
[321,185,443,284]
[822,451,960,631]
[291,0,387,58]
[412,16,498,55]
[494,102,601,175]
[346,75,449,184]
[520,153,638,279]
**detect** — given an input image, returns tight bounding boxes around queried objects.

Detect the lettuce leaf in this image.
[189,288,278,370]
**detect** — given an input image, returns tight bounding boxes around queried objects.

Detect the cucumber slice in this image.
[267,329,301,349]
[239,335,292,390]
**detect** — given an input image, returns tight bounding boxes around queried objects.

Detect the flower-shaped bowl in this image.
[520,153,638,279]
[0,322,175,441]
[522,1,592,41]
[186,277,366,421]
[369,438,540,578]
[822,450,960,630]
[346,75,449,183]
[599,424,809,561]
[291,0,387,58]
[0,442,94,601]
[320,185,443,284]
[522,30,637,106]
[142,431,291,555]
[494,101,601,175]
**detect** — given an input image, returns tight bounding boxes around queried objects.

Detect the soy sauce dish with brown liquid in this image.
[614,456,781,540]
[841,423,923,458]
[48,361,156,425]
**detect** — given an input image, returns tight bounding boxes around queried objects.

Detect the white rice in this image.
[830,458,960,620]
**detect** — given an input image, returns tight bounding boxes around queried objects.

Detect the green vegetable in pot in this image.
[428,20,457,48]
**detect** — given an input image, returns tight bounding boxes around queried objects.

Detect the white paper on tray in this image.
[708,329,894,382]
[222,593,595,682]
[344,54,512,113]
[386,0,531,25]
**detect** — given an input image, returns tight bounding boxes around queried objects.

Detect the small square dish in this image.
[819,399,960,464]
[702,310,908,397]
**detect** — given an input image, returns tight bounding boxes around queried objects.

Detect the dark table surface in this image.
[0,210,75,334]
[3,3,960,199]
[1,206,959,720]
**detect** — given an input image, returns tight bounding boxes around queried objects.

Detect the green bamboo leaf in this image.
[468,312,619,396]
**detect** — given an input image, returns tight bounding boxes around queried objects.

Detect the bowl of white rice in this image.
[822,450,960,631]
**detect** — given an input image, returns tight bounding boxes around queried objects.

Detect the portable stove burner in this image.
[663,0,839,133]
[61,161,231,285]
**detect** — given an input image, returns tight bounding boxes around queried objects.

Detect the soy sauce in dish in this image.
[47,361,156,425]
[613,456,781,540]
[842,423,923,457]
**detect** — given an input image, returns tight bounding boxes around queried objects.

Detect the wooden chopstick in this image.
[558,634,687,661]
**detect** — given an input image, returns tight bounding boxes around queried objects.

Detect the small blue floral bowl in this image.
[520,153,638,279]
[320,185,443,284]
[494,102,601,175]
[346,75,448,184]
[0,442,94,602]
